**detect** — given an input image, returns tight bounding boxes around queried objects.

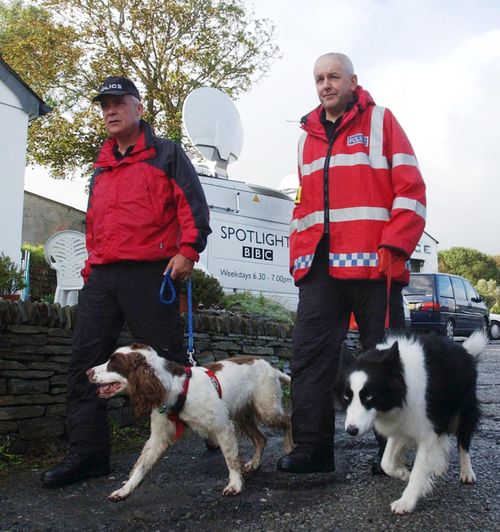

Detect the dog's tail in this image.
[463,330,489,358]
[276,369,291,386]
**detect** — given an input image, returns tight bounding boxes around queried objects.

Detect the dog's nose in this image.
[86,368,94,379]
[346,425,359,436]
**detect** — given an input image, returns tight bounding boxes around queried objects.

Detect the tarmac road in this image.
[1,341,499,531]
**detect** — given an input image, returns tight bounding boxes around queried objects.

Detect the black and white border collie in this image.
[336,331,488,514]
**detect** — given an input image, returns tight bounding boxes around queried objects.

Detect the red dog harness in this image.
[159,367,222,441]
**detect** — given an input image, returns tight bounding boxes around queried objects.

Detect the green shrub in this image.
[476,279,500,312]
[22,243,56,302]
[222,292,294,324]
[0,437,22,470]
[0,253,26,295]
[182,268,224,308]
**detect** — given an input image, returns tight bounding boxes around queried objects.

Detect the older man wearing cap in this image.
[41,76,211,487]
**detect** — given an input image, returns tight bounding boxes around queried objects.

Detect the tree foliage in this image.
[438,247,500,285]
[475,279,500,311]
[0,0,279,178]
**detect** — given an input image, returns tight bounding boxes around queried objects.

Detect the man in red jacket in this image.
[277,53,426,474]
[42,76,211,487]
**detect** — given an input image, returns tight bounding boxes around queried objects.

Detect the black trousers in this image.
[291,241,405,448]
[66,260,187,456]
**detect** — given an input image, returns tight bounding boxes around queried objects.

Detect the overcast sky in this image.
[25,0,500,255]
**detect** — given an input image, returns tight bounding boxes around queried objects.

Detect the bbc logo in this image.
[242,246,273,261]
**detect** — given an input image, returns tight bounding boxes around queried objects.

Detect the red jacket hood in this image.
[300,86,375,140]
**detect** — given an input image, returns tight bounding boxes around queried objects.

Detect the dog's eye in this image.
[365,394,373,403]
[343,393,350,402]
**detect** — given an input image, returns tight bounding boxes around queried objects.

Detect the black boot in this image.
[41,452,110,487]
[277,444,334,474]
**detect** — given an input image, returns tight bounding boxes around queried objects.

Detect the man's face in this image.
[313,56,357,120]
[99,94,143,138]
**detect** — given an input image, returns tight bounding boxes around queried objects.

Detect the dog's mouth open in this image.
[96,382,126,398]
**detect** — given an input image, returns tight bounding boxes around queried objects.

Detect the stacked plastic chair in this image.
[44,230,88,307]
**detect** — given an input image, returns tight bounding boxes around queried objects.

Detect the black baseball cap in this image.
[93,76,141,102]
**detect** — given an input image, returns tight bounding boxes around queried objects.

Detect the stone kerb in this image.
[0,301,293,451]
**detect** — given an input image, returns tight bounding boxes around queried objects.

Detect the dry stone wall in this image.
[0,300,293,452]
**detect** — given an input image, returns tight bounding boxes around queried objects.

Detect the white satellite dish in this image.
[182,87,243,178]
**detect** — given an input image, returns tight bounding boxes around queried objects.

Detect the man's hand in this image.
[377,247,407,278]
[165,254,195,280]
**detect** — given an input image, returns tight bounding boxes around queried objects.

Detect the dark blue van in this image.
[402,273,489,339]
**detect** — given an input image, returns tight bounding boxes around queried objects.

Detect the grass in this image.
[0,437,23,473]
[0,419,151,477]
[110,418,150,453]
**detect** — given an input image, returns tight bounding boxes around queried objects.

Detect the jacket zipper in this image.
[323,135,335,235]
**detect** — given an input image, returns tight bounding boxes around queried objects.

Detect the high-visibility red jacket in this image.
[290,86,426,284]
[82,121,211,280]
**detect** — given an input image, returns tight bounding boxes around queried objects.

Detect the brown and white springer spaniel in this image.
[87,344,293,501]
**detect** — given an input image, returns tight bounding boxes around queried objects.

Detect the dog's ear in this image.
[382,341,400,365]
[128,359,167,418]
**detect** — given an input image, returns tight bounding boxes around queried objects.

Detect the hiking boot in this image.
[41,452,110,487]
[277,444,334,474]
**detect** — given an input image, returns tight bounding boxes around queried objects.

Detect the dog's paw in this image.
[108,488,128,502]
[243,460,260,473]
[391,497,416,514]
[384,466,410,482]
[222,483,242,496]
[460,471,476,484]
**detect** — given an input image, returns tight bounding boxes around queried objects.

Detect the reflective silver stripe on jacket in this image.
[392,197,426,220]
[290,206,390,233]
[297,132,307,176]
[392,153,419,168]
[298,106,420,178]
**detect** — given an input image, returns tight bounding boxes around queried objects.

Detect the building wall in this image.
[0,83,29,265]
[412,232,439,273]
[22,192,86,246]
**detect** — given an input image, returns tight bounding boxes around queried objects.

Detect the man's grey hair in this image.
[315,53,355,76]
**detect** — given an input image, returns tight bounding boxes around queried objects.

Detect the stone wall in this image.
[0,300,293,452]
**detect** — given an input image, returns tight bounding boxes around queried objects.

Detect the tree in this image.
[438,247,500,284]
[475,279,500,311]
[0,0,279,178]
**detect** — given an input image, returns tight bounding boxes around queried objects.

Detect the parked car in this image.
[489,313,500,340]
[402,273,489,340]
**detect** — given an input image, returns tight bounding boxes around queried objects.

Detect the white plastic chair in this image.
[44,230,88,307]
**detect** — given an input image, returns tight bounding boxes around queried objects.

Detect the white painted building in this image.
[0,58,51,264]
[410,231,439,273]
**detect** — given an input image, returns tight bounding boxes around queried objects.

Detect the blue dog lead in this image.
[159,269,197,366]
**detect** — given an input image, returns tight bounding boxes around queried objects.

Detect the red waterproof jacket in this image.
[290,86,426,284]
[82,121,211,280]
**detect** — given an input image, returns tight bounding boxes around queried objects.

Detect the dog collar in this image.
[158,366,222,441]
[158,366,192,416]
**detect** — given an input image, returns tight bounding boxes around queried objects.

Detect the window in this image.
[451,277,467,301]
[463,280,478,302]
[436,275,454,298]
[405,274,433,296]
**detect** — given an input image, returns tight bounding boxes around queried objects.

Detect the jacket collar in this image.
[300,86,375,140]
[94,120,156,169]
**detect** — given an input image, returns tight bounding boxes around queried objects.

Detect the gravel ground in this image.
[1,342,499,532]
